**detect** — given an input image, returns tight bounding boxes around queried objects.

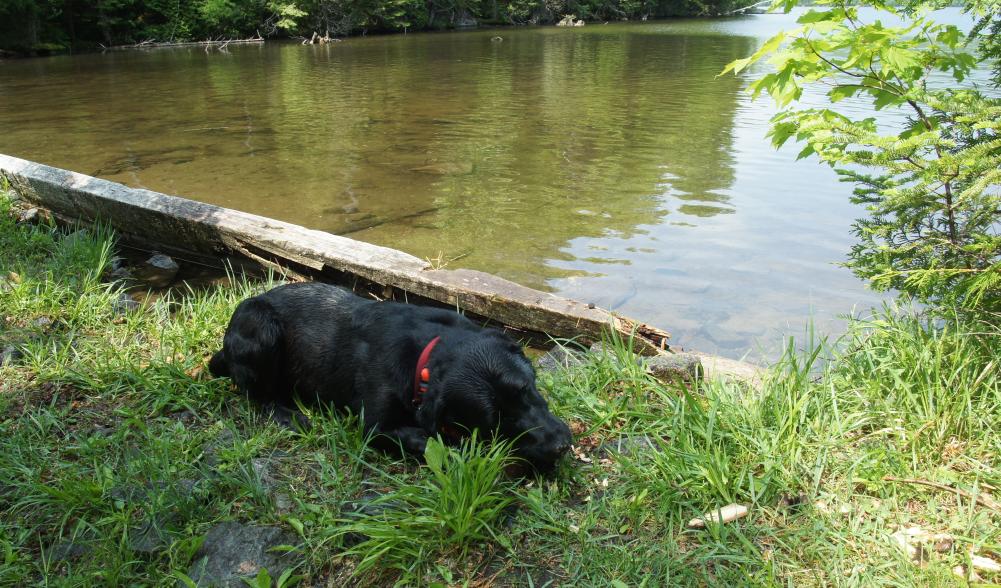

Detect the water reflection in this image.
[0,15,909,358]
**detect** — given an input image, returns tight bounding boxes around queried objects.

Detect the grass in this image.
[1,188,1000,587]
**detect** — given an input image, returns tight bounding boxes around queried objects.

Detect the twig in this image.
[883,476,1001,512]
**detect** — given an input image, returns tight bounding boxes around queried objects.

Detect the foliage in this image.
[723,0,1001,313]
[1,193,999,584]
[336,434,517,583]
[0,0,752,51]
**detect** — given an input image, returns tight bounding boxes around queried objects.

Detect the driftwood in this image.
[303,32,340,45]
[0,153,671,354]
[103,35,264,51]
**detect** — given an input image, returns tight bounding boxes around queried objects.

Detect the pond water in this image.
[0,10,979,359]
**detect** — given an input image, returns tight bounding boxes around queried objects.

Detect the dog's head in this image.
[416,331,572,472]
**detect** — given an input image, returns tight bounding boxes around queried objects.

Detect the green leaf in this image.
[882,46,921,73]
[829,85,858,103]
[424,437,446,476]
[796,9,842,24]
[720,56,753,77]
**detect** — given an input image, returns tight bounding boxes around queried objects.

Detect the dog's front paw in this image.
[263,402,312,431]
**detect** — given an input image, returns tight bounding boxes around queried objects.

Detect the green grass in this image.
[1,189,1000,587]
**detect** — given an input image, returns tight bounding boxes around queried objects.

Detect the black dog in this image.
[208,283,572,470]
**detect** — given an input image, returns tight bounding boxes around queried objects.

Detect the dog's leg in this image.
[368,425,429,456]
[262,402,312,431]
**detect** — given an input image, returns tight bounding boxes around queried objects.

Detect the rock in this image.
[110,478,203,506]
[275,493,294,514]
[137,253,179,288]
[251,457,282,493]
[113,292,141,314]
[1,345,22,366]
[348,490,398,518]
[186,522,297,588]
[598,435,655,457]
[203,429,237,467]
[91,423,117,437]
[17,208,40,224]
[536,346,588,373]
[645,353,702,382]
[108,256,127,271]
[129,519,169,554]
[32,316,53,329]
[49,540,90,561]
[588,342,643,367]
[108,266,133,282]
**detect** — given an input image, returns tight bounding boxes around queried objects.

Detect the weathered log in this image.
[0,153,671,354]
[104,36,264,51]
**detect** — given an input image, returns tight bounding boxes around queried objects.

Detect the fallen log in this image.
[103,35,264,51]
[0,153,671,354]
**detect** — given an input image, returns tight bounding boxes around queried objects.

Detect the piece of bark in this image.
[687,504,749,529]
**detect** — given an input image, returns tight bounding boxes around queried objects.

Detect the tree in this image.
[723,0,1001,313]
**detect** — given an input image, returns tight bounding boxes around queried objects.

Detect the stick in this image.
[883,476,1001,512]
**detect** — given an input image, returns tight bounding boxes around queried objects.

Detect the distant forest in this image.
[0,0,753,52]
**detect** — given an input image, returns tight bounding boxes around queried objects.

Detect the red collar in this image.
[413,336,441,406]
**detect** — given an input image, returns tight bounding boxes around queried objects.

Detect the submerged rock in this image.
[137,253,179,288]
[186,522,297,587]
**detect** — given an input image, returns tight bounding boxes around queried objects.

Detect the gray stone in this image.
[349,490,398,518]
[17,207,40,224]
[91,423,116,437]
[203,429,237,467]
[251,458,281,493]
[109,478,203,506]
[588,342,644,366]
[645,352,702,382]
[108,266,133,282]
[49,540,90,561]
[137,253,179,288]
[129,519,169,554]
[108,256,127,271]
[536,346,588,373]
[1,345,22,366]
[113,292,141,314]
[32,316,53,329]
[275,493,294,514]
[186,522,297,588]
